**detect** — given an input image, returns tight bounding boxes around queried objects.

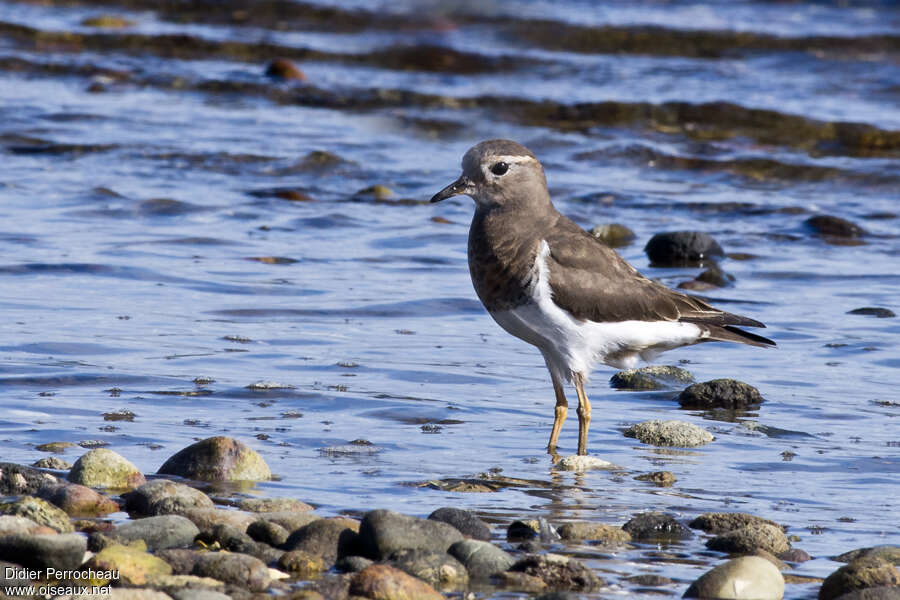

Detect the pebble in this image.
[683,555,785,599]
[690,512,783,535]
[389,548,469,586]
[634,471,677,486]
[555,455,618,471]
[609,365,694,390]
[805,215,865,238]
[157,436,271,482]
[358,509,464,560]
[644,231,724,266]
[264,58,306,80]
[38,482,119,516]
[677,379,765,409]
[0,461,59,495]
[192,551,271,592]
[111,515,200,551]
[624,419,714,447]
[428,506,491,540]
[836,547,900,565]
[179,507,257,532]
[847,307,896,318]
[507,519,540,542]
[706,523,791,555]
[0,495,73,532]
[589,223,636,247]
[349,564,444,600]
[124,479,215,516]
[623,512,692,542]
[81,15,135,28]
[336,555,374,573]
[247,519,290,546]
[237,497,313,513]
[253,510,320,533]
[0,533,86,570]
[831,588,900,600]
[69,448,146,490]
[819,557,900,600]
[556,522,631,543]
[448,539,515,578]
[282,517,361,567]
[509,553,604,591]
[278,550,324,577]
[32,456,72,470]
[35,441,76,453]
[85,542,174,585]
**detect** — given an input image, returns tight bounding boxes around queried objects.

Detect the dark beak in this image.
[430,175,473,203]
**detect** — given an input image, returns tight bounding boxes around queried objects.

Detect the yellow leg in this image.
[547,375,568,454]
[574,373,591,456]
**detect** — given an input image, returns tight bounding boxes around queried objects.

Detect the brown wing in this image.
[544,215,771,340]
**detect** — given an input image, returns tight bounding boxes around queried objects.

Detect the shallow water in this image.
[0,0,898,596]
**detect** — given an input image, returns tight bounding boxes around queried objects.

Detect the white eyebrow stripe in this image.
[487,154,538,165]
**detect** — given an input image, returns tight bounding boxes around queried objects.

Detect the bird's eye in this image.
[490,162,509,176]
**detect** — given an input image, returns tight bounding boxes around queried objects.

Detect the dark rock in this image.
[684,556,784,599]
[634,471,676,486]
[428,507,491,540]
[158,436,271,482]
[494,570,548,592]
[389,548,468,587]
[837,547,900,566]
[707,523,791,555]
[690,512,783,535]
[264,58,306,80]
[644,231,724,266]
[556,522,631,543]
[349,564,443,600]
[781,548,813,563]
[0,496,73,532]
[0,462,58,495]
[448,539,515,578]
[677,379,765,409]
[247,519,289,547]
[112,515,200,551]
[623,512,692,542]
[610,365,694,390]
[156,548,203,575]
[820,557,900,600]
[805,215,865,238]
[589,223,636,247]
[192,551,270,592]
[32,457,71,470]
[534,592,578,600]
[336,555,374,573]
[624,573,675,586]
[358,509,463,560]
[509,553,604,591]
[196,523,255,552]
[507,519,539,542]
[283,517,360,567]
[847,307,896,319]
[0,533,86,570]
[124,479,215,516]
[833,587,900,600]
[252,510,319,534]
[695,264,735,287]
[278,550,324,577]
[38,482,119,516]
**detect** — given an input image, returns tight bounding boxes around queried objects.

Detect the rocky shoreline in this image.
[1,429,897,599]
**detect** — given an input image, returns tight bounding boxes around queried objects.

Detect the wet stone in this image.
[644,231,724,266]
[282,517,360,567]
[847,307,896,319]
[0,462,59,495]
[623,512,692,542]
[690,264,735,288]
[684,555,785,599]
[279,549,324,577]
[449,539,515,578]
[124,479,215,516]
[0,515,53,535]
[156,549,202,575]
[494,570,548,592]
[589,223,636,247]
[36,441,75,453]
[192,551,271,592]
[677,379,765,410]
[625,573,675,586]
[837,547,900,566]
[254,510,320,533]
[237,497,313,513]
[111,515,200,552]
[805,215,865,238]
[624,419,714,447]
[82,15,135,28]
[38,482,119,516]
[610,365,694,390]
[350,563,444,600]
[389,548,469,587]
[264,58,305,80]
[158,436,271,482]
[32,456,72,470]
[358,509,464,560]
[832,588,900,600]
[0,495,73,533]
[509,553,604,591]
[179,508,257,533]
[428,506,491,540]
[780,548,813,563]
[555,455,617,471]
[247,519,289,547]
[690,512,783,535]
[85,542,174,586]
[0,533,86,570]
[634,471,677,486]
[69,448,146,490]
[507,519,540,542]
[336,555,374,573]
[820,557,900,600]
[556,522,631,543]
[707,523,791,555]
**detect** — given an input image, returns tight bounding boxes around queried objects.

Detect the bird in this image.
[430,139,774,456]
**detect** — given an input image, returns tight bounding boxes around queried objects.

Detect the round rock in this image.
[847,307,896,319]
[624,420,714,447]
[0,533,86,570]
[449,539,515,578]
[158,437,271,482]
[836,547,900,566]
[358,509,464,560]
[805,215,865,238]
[509,553,604,591]
[677,379,764,410]
[644,231,724,266]
[350,563,444,600]
[610,365,694,391]
[0,462,59,495]
[112,515,200,551]
[684,555,785,599]
[85,543,173,586]
[69,448,146,490]
[589,223,636,247]
[0,495,73,532]
[820,557,900,600]
[557,522,631,543]
[389,548,469,587]
[556,455,618,471]
[39,482,119,516]
[690,512,782,535]
[623,512,692,542]
[124,479,215,516]
[706,523,791,555]
[192,551,270,592]
[282,517,360,567]
[264,58,306,80]
[428,507,491,540]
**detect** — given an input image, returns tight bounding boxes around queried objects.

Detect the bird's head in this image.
[430,139,550,210]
